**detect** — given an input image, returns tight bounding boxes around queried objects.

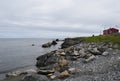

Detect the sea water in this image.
[0,38,62,80]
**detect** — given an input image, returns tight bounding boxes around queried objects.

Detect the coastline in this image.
[2,37,120,81]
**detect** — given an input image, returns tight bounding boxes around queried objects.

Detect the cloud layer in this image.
[0,0,120,38]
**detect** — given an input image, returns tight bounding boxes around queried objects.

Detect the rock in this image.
[59,70,69,79]
[113,44,119,48]
[55,51,66,56]
[79,49,86,58]
[70,56,78,61]
[84,55,96,63]
[42,42,51,48]
[60,52,66,55]
[118,57,120,60]
[56,39,59,41]
[50,75,56,79]
[68,68,76,74]
[59,59,68,67]
[72,50,79,56]
[59,66,69,72]
[36,52,59,67]
[102,51,109,56]
[6,71,21,77]
[51,41,57,45]
[21,74,50,81]
[26,69,37,74]
[32,44,35,46]
[53,64,60,71]
[61,38,83,49]
[97,48,106,53]
[37,70,54,75]
[47,73,53,77]
[88,48,102,55]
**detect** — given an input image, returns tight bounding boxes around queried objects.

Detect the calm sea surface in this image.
[0,38,62,80]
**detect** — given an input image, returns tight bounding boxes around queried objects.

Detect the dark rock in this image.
[21,74,50,81]
[70,56,78,61]
[32,44,35,46]
[36,52,59,67]
[42,42,51,48]
[51,41,57,45]
[97,48,106,53]
[59,66,69,72]
[61,38,83,49]
[56,39,59,41]
[37,70,54,75]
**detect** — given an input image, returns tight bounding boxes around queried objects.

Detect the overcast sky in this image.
[0,0,120,38]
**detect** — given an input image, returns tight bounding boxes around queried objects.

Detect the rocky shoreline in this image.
[3,38,120,81]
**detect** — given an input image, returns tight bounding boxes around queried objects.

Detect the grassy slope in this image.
[73,34,120,48]
[84,34,120,48]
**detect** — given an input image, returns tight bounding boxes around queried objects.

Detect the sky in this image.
[0,0,120,38]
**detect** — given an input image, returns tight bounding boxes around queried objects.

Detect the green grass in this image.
[83,34,120,48]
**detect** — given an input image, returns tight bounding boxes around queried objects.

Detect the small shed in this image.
[103,28,119,35]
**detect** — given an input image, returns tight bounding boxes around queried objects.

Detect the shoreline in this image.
[2,37,120,81]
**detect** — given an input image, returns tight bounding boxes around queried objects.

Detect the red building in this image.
[103,28,119,35]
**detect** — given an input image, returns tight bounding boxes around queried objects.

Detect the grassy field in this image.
[83,34,120,48]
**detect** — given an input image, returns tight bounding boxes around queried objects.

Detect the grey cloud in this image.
[0,0,120,38]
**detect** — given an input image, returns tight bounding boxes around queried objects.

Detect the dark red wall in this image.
[103,28,119,35]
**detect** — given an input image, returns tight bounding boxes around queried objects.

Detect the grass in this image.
[83,34,120,48]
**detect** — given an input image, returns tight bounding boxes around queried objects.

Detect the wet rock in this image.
[36,52,58,67]
[32,44,35,46]
[6,71,21,77]
[26,69,37,74]
[56,39,59,41]
[51,41,57,45]
[42,42,51,48]
[61,38,83,49]
[37,70,54,75]
[21,74,50,81]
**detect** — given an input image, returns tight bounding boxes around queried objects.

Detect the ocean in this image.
[0,38,62,80]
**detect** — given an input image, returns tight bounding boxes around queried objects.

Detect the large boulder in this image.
[42,42,51,48]
[36,52,59,68]
[51,41,57,45]
[21,74,50,81]
[61,38,83,48]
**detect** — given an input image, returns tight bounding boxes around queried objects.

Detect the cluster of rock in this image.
[4,40,120,81]
[35,42,119,80]
[42,39,59,48]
